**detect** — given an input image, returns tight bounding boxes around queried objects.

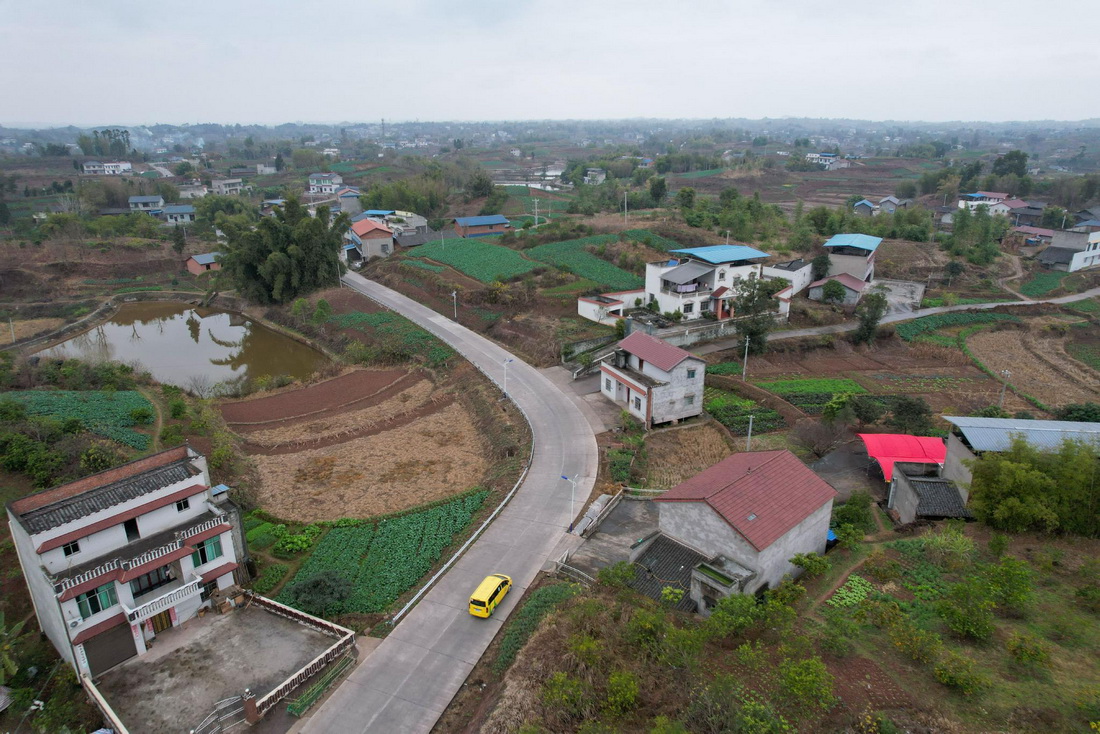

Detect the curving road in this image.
[300,273,598,734]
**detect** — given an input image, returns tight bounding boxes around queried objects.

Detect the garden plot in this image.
[967,328,1100,408]
[526,236,644,291]
[753,377,867,415]
[703,386,785,435]
[409,238,539,283]
[5,389,152,449]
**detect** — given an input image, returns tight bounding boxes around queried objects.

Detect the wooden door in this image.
[151,610,173,634]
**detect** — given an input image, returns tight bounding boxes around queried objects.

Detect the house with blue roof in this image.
[185,252,222,275]
[161,204,196,226]
[643,245,771,321]
[453,214,510,238]
[852,199,876,217]
[128,195,164,213]
[823,233,882,281]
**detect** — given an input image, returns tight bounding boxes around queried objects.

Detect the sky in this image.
[2,0,1098,127]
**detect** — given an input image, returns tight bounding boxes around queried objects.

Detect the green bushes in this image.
[777,657,835,713]
[1005,632,1050,669]
[933,651,987,696]
[789,553,830,578]
[938,579,996,641]
[831,491,875,533]
[5,390,152,449]
[604,671,640,717]
[895,312,1020,341]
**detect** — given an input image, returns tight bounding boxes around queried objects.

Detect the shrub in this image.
[922,524,975,571]
[597,561,636,588]
[683,675,791,734]
[280,570,351,617]
[661,585,685,606]
[834,523,863,550]
[542,672,590,722]
[982,556,1033,615]
[832,491,876,532]
[987,533,1008,559]
[887,618,943,663]
[705,593,760,638]
[1006,632,1050,669]
[790,552,830,578]
[938,580,996,641]
[168,398,188,419]
[778,657,835,714]
[129,407,153,424]
[624,608,669,654]
[604,670,640,717]
[933,651,987,696]
[818,610,858,657]
[567,633,602,667]
[159,424,184,444]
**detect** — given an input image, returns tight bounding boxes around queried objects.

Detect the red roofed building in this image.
[344,218,395,262]
[599,331,705,428]
[650,450,837,608]
[807,273,867,305]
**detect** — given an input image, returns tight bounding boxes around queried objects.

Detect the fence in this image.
[578,489,624,538]
[286,653,356,717]
[552,560,597,587]
[627,311,784,349]
[190,695,246,734]
[254,630,357,718]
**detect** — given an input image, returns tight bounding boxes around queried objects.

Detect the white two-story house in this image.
[128,195,165,213]
[308,172,343,195]
[599,331,706,428]
[6,446,245,677]
[957,191,1010,211]
[645,245,770,321]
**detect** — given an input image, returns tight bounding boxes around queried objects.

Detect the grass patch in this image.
[896,312,1021,341]
[330,311,454,367]
[1019,271,1068,297]
[409,238,538,283]
[493,583,581,674]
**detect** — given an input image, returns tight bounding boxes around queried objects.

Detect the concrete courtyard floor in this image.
[811,439,881,502]
[567,499,658,578]
[96,605,335,734]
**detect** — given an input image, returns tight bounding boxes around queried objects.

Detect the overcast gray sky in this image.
[2,0,1097,126]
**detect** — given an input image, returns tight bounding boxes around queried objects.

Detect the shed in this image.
[807,273,867,305]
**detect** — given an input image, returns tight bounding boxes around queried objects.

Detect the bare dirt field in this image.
[967,327,1100,408]
[220,368,410,424]
[9,316,65,341]
[253,401,488,522]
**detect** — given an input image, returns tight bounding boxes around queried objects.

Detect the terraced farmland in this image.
[526,236,643,290]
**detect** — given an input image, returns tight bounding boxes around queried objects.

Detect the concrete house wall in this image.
[808,282,861,305]
[357,235,393,259]
[635,356,704,424]
[887,473,922,524]
[761,262,814,295]
[600,365,649,424]
[943,433,973,498]
[827,253,874,281]
[658,500,832,594]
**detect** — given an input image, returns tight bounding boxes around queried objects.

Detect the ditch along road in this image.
[693,286,1100,355]
[300,272,598,734]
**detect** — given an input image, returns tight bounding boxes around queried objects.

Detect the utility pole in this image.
[624,191,628,225]
[9,317,14,343]
[741,335,750,381]
[745,415,754,451]
[998,369,1011,409]
[533,198,539,228]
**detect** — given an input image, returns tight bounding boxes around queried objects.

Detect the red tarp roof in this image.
[857,433,946,481]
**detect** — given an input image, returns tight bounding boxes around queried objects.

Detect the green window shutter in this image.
[192,548,202,567]
[211,536,223,561]
[104,584,118,608]
[78,596,91,619]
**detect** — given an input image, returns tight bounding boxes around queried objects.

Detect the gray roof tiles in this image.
[630,534,705,612]
[944,416,1100,452]
[907,476,973,519]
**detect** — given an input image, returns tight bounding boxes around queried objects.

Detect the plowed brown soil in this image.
[219,369,408,424]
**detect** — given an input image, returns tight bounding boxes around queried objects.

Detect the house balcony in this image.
[659,283,713,298]
[123,578,203,623]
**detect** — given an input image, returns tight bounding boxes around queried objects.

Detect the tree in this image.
[1055,402,1100,422]
[283,571,351,617]
[852,289,889,344]
[676,186,696,209]
[218,196,347,304]
[992,150,1028,178]
[810,253,831,281]
[732,274,777,355]
[0,200,9,226]
[465,169,495,199]
[649,176,668,204]
[171,225,186,255]
[821,279,847,304]
[274,153,285,171]
[0,611,25,685]
[887,396,935,435]
[174,161,194,177]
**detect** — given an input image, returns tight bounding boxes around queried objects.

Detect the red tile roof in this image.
[351,219,393,237]
[655,450,837,551]
[200,561,239,583]
[1013,225,1055,237]
[1002,199,1028,209]
[809,273,867,292]
[618,332,700,372]
[72,612,127,646]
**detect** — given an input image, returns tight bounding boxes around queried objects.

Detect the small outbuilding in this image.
[453,214,509,238]
[185,252,222,275]
[807,273,867,305]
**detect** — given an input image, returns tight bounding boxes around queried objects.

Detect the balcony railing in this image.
[660,284,713,298]
[124,578,202,623]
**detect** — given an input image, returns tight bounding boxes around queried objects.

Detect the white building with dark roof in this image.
[6,446,245,677]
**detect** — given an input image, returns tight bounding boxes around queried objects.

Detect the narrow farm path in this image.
[301,273,598,734]
[138,386,164,452]
[808,555,870,621]
[693,286,1100,355]
[997,254,1031,301]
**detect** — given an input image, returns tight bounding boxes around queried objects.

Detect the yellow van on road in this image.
[469,573,512,618]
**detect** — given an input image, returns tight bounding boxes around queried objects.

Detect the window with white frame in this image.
[76,583,118,619]
[191,536,223,567]
[604,378,612,391]
[633,396,642,410]
[62,541,80,557]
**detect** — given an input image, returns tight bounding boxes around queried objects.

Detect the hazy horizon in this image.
[2,0,1098,127]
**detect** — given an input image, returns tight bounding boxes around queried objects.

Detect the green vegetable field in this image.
[753,377,867,415]
[1019,271,1067,297]
[526,236,644,290]
[895,313,1020,341]
[703,387,785,434]
[5,390,152,449]
[278,491,489,616]
[409,239,539,282]
[329,311,454,367]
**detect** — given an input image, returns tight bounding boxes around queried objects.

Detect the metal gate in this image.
[190,695,246,734]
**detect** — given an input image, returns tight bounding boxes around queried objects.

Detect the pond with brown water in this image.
[40,302,327,389]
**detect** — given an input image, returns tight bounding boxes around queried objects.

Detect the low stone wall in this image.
[561,334,617,362]
[629,311,785,349]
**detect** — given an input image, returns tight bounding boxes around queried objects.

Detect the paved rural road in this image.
[693,286,1100,355]
[301,273,598,734]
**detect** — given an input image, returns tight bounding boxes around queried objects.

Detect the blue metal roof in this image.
[853,199,875,207]
[191,252,221,265]
[944,416,1100,452]
[669,245,768,264]
[211,483,230,496]
[823,233,882,252]
[454,214,509,227]
[343,243,358,250]
[365,209,395,216]
[129,195,163,203]
[1075,219,1100,227]
[163,205,195,214]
